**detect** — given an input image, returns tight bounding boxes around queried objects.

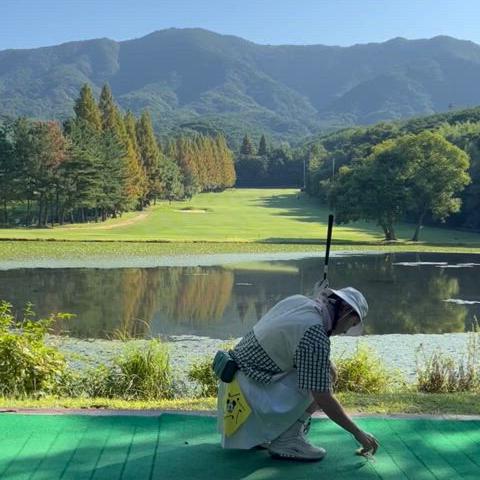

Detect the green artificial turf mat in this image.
[0,414,479,479]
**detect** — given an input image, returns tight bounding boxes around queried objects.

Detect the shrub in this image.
[416,327,479,393]
[58,365,112,398]
[111,340,174,399]
[188,341,236,397]
[334,343,399,394]
[0,301,70,397]
[64,340,175,400]
[188,357,218,397]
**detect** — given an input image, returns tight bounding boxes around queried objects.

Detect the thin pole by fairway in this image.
[323,214,334,283]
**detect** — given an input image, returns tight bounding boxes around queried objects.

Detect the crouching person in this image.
[216,287,379,461]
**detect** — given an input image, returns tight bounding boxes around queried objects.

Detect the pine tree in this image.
[240,134,255,155]
[124,111,148,208]
[136,111,162,204]
[202,136,217,191]
[158,159,184,202]
[193,136,208,191]
[98,129,128,217]
[12,119,68,226]
[98,84,126,138]
[164,139,178,160]
[216,136,236,188]
[63,119,103,223]
[174,137,200,198]
[258,135,268,156]
[0,122,15,224]
[97,84,132,213]
[74,84,102,132]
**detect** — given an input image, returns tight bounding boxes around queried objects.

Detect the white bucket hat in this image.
[328,287,368,335]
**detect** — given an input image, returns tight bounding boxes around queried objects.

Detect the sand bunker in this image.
[176,209,207,213]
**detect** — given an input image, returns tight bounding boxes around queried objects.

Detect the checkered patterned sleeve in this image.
[294,324,331,392]
[230,330,282,384]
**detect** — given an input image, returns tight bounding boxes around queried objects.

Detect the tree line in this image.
[305,112,480,240]
[0,84,235,226]
[235,134,304,187]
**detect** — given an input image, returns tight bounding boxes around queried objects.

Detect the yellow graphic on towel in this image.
[223,378,251,437]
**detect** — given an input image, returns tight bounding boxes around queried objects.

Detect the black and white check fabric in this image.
[295,324,331,392]
[230,325,331,392]
[230,331,282,383]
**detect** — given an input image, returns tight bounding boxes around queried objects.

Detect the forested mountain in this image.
[2,28,480,145]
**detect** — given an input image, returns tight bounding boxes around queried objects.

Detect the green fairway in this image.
[1,189,480,245]
[1,414,479,479]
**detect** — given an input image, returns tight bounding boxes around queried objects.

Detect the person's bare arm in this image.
[312,391,379,454]
[329,360,337,386]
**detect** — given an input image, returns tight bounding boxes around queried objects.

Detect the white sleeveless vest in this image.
[253,294,330,371]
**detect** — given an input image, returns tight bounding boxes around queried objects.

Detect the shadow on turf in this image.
[254,193,480,248]
[0,441,372,480]
[4,437,480,479]
[2,416,480,479]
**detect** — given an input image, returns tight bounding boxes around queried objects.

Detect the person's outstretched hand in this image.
[354,430,379,456]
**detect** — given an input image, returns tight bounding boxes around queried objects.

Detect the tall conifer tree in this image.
[258,135,268,156]
[97,84,130,213]
[175,136,200,198]
[136,111,162,203]
[0,123,15,223]
[125,111,148,208]
[216,136,236,188]
[74,84,102,132]
[240,134,255,155]
[98,84,126,139]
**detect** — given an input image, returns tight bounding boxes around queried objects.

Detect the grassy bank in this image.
[1,189,480,246]
[0,240,479,265]
[2,392,479,415]
[0,240,480,268]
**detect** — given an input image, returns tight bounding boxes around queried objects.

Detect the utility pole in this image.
[331,157,336,213]
[303,156,307,191]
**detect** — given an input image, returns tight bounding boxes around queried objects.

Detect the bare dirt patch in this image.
[85,211,150,230]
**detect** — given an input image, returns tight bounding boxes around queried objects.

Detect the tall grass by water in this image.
[63,340,174,400]
[1,302,478,406]
[416,319,479,393]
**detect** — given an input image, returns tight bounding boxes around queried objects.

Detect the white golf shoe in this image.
[268,418,326,462]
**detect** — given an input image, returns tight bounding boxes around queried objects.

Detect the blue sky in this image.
[2,0,480,50]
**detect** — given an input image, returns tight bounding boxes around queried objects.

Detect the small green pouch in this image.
[212,350,238,383]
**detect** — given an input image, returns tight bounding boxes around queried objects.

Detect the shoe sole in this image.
[269,451,325,462]
[253,444,269,450]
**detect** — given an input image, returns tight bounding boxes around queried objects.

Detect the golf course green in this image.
[1,189,479,246]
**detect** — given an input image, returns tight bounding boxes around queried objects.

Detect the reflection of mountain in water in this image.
[0,252,478,339]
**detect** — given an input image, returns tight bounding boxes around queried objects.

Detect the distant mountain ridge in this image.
[2,28,480,143]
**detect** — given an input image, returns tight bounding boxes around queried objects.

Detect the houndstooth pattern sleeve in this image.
[294,324,331,392]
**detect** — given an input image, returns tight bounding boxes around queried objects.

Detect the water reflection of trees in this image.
[157,267,234,325]
[0,254,476,338]
[0,268,126,337]
[325,254,469,334]
[0,267,235,338]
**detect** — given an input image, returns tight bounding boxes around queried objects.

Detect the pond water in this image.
[0,252,479,339]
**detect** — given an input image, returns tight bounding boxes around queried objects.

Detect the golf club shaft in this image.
[323,214,334,282]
